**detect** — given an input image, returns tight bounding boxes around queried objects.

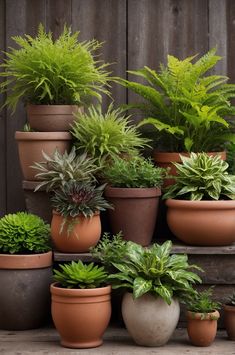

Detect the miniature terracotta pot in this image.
[105,187,161,246]
[51,283,112,349]
[166,199,235,246]
[187,310,220,346]
[27,105,83,131]
[0,251,52,330]
[122,292,180,346]
[50,211,101,253]
[15,131,72,181]
[224,304,235,340]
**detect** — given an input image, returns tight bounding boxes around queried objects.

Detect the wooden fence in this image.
[0,0,235,216]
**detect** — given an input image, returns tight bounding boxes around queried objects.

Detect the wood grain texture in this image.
[227,0,235,84]
[46,0,72,37]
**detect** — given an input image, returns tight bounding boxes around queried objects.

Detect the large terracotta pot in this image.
[15,131,72,180]
[224,304,235,340]
[51,211,101,253]
[166,199,235,246]
[51,283,111,349]
[27,105,83,131]
[0,251,52,330]
[104,187,161,246]
[122,292,180,346]
[187,310,220,346]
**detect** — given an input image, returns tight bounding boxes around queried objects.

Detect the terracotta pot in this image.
[224,304,235,340]
[166,199,235,246]
[27,105,83,131]
[122,292,180,346]
[23,181,52,224]
[51,283,111,349]
[0,251,52,330]
[51,211,101,253]
[105,187,161,246]
[15,131,72,181]
[187,310,220,346]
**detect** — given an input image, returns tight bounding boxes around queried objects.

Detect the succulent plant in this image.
[227,292,235,306]
[186,288,220,316]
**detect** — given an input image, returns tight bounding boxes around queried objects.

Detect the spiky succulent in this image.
[163,153,235,200]
[50,181,111,218]
[32,147,99,192]
[227,292,235,306]
[54,260,108,289]
[186,288,220,315]
[0,212,51,254]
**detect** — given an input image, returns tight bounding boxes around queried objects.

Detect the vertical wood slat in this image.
[46,0,72,38]
[227,0,235,84]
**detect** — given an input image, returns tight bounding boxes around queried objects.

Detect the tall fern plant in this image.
[0,25,110,112]
[119,49,235,152]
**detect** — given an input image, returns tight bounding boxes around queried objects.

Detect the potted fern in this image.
[163,152,235,245]
[51,260,111,349]
[0,212,52,330]
[223,291,235,340]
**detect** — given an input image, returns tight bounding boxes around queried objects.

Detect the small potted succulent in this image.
[0,212,52,330]
[103,155,165,245]
[163,152,235,245]
[223,291,235,340]
[50,180,112,252]
[92,238,201,347]
[186,288,220,347]
[51,260,111,349]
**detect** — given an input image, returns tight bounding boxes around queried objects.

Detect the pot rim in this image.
[104,186,161,198]
[153,150,226,162]
[187,310,220,320]
[0,250,52,269]
[15,131,72,140]
[223,304,235,312]
[52,210,100,218]
[51,282,112,297]
[166,199,235,210]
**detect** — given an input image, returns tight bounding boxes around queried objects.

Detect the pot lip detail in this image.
[187,310,220,320]
[223,304,235,312]
[50,282,112,296]
[166,199,235,210]
[52,210,100,218]
[27,104,83,112]
[15,131,72,140]
[153,150,226,162]
[0,250,53,269]
[104,186,161,198]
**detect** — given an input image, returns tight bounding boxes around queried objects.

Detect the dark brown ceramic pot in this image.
[0,251,52,330]
[187,310,220,347]
[27,105,83,131]
[51,283,111,349]
[166,199,235,246]
[105,187,161,246]
[50,211,101,253]
[15,131,72,181]
[224,304,235,340]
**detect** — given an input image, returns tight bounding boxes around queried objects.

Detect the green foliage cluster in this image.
[119,49,235,152]
[92,238,201,305]
[163,153,235,200]
[227,292,235,306]
[0,212,51,254]
[0,25,110,111]
[186,288,220,316]
[54,260,107,289]
[50,181,111,219]
[32,147,99,192]
[103,156,165,188]
[70,105,149,166]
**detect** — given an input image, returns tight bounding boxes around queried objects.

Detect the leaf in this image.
[138,117,184,135]
[133,277,152,299]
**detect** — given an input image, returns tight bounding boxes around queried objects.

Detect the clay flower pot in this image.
[15,131,72,180]
[51,283,111,349]
[187,310,220,346]
[224,304,235,340]
[27,104,83,131]
[105,187,161,246]
[0,251,52,330]
[122,292,180,346]
[166,199,235,246]
[50,211,101,253]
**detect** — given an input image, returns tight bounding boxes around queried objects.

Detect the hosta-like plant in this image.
[54,260,108,289]
[0,25,110,111]
[32,147,99,192]
[0,212,51,254]
[70,104,150,166]
[118,49,235,152]
[93,238,202,305]
[163,153,235,200]
[50,181,111,218]
[186,288,220,317]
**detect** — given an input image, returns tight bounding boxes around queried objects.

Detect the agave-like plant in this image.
[227,292,235,306]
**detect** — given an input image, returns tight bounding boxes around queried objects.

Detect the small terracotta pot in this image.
[27,105,83,131]
[15,131,72,181]
[187,310,220,346]
[105,187,161,246]
[50,211,101,253]
[166,199,235,246]
[51,283,111,348]
[224,304,235,340]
